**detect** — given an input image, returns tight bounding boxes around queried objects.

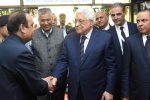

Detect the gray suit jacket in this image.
[32,26,64,77]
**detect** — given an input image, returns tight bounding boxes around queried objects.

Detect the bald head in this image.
[95,11,109,29]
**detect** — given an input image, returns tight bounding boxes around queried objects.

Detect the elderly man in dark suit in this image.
[108,3,138,100]
[0,10,51,100]
[32,8,67,100]
[50,8,117,100]
[122,9,150,100]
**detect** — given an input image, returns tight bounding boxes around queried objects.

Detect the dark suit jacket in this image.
[53,27,116,100]
[108,22,138,70]
[0,34,49,100]
[108,22,138,100]
[0,67,15,100]
[122,33,150,100]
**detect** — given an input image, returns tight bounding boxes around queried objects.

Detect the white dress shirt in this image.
[80,28,93,53]
[142,34,150,46]
[115,21,129,53]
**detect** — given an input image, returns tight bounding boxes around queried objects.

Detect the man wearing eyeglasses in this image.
[50,8,117,100]
[108,2,138,100]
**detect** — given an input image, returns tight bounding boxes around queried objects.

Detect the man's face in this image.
[59,15,66,25]
[110,6,125,26]
[24,14,34,42]
[0,25,9,38]
[95,12,108,29]
[39,13,52,32]
[52,14,57,26]
[75,13,93,35]
[137,11,150,35]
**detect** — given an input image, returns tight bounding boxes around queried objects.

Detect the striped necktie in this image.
[80,36,86,62]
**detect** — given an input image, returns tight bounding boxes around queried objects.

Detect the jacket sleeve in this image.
[105,35,117,94]
[15,50,49,96]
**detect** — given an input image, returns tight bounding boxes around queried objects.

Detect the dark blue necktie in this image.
[145,35,150,64]
[80,36,86,62]
[120,27,126,51]
[120,26,126,40]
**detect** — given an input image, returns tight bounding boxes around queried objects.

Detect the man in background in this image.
[94,11,111,30]
[51,13,57,26]
[108,3,138,100]
[58,13,68,36]
[0,15,9,43]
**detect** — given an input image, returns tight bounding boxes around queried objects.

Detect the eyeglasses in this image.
[110,13,123,17]
[74,19,89,24]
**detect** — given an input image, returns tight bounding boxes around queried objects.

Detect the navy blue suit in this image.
[0,67,15,100]
[53,27,116,100]
[108,22,138,100]
[122,33,150,100]
[0,34,49,100]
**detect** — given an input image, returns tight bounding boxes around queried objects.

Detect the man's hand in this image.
[101,91,113,100]
[49,77,57,93]
[43,76,57,93]
[122,98,129,100]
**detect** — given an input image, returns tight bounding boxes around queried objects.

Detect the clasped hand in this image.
[43,76,57,93]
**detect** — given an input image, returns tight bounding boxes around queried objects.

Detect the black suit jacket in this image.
[107,22,138,100]
[108,22,138,69]
[122,33,150,100]
[0,67,15,100]
[0,34,49,100]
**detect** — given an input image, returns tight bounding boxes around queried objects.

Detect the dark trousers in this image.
[37,84,66,100]
[76,85,84,100]
[130,84,150,100]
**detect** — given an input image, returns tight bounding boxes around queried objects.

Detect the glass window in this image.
[23,0,92,5]
[95,0,130,4]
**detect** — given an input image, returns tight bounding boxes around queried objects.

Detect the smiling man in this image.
[32,8,67,100]
[51,8,117,100]
[108,3,138,100]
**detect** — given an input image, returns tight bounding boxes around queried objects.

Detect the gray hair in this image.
[38,8,51,19]
[75,8,95,21]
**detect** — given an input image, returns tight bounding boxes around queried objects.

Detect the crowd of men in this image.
[0,2,150,100]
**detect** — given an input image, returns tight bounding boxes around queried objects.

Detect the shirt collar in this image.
[115,21,127,29]
[80,27,93,40]
[41,28,52,37]
[103,24,110,30]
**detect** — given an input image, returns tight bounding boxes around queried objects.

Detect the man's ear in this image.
[19,24,26,35]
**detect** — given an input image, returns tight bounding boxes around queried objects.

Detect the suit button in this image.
[48,49,51,52]
[49,56,51,58]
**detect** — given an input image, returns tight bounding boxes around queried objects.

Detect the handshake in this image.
[43,76,58,93]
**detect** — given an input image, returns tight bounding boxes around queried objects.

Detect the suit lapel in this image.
[80,29,97,66]
[136,33,150,65]
[128,22,134,36]
[112,27,122,54]
[73,33,81,66]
